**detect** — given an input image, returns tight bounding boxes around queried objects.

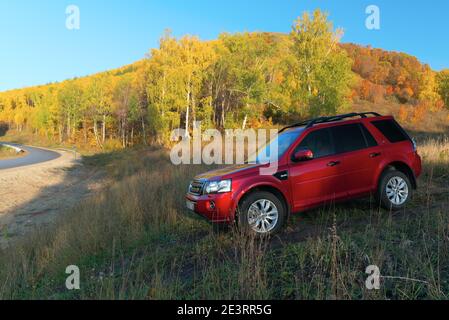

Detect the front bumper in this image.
[185,192,235,223]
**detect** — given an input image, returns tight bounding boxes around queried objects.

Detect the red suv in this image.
[186,112,422,235]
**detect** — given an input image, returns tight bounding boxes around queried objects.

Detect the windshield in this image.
[254,129,303,164]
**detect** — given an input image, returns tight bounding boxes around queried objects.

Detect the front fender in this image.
[229,177,290,219]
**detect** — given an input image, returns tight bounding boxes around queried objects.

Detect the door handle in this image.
[370,152,382,158]
[327,161,341,167]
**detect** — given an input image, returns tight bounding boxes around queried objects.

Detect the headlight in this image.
[204,179,232,194]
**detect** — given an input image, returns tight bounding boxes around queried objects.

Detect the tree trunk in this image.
[102,114,106,143]
[83,119,88,144]
[209,83,214,125]
[67,115,71,140]
[221,99,225,128]
[122,123,126,148]
[141,116,147,145]
[93,119,102,148]
[242,114,248,130]
[72,116,76,142]
[185,77,191,137]
[192,92,196,125]
[131,127,134,146]
[58,125,63,143]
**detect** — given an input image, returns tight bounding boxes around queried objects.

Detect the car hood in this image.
[194,163,262,181]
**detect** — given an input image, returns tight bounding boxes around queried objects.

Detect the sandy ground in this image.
[0,149,105,248]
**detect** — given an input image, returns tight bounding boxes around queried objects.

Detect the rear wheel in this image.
[377,170,412,210]
[238,191,286,236]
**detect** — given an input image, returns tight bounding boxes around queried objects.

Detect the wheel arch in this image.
[378,161,417,189]
[233,184,290,222]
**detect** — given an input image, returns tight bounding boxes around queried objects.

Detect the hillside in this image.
[0,24,448,151]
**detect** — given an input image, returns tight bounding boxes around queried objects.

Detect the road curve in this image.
[0,143,61,170]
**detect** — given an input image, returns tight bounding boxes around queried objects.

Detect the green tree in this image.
[146,31,184,142]
[219,33,276,129]
[83,75,113,147]
[418,67,440,110]
[436,70,449,109]
[290,10,354,117]
[113,74,139,147]
[58,81,83,141]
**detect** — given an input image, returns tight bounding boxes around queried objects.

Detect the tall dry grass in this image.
[0,147,271,299]
[0,126,448,299]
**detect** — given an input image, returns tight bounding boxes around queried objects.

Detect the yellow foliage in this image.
[411,104,427,124]
[398,105,408,123]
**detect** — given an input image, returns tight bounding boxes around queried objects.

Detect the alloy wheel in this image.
[385,176,409,206]
[247,199,279,234]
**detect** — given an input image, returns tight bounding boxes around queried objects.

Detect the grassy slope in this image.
[0,102,448,300]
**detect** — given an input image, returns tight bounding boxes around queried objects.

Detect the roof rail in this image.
[279,112,382,133]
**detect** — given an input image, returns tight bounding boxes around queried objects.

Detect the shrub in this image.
[103,139,124,152]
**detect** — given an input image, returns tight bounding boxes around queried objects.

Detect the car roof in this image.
[280,112,394,133]
[311,115,393,129]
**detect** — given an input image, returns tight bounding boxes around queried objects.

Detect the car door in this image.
[330,123,383,196]
[288,128,347,211]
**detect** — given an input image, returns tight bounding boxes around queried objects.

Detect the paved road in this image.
[0,143,61,170]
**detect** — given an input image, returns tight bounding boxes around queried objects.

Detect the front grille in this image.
[189,180,205,196]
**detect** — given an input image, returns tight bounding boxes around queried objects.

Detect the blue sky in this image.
[1,0,448,92]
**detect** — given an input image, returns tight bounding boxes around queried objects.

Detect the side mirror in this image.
[293,148,314,162]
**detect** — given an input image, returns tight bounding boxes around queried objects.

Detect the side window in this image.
[295,128,335,159]
[371,120,409,143]
[331,124,367,154]
[359,123,378,147]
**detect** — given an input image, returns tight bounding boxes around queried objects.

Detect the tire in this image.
[238,191,286,236]
[377,170,412,211]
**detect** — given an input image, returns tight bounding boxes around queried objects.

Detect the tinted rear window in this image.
[330,124,367,154]
[371,120,409,143]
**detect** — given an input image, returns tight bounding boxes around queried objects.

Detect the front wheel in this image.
[377,170,412,211]
[238,191,286,236]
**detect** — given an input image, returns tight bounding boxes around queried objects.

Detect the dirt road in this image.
[0,147,105,248]
[0,143,61,169]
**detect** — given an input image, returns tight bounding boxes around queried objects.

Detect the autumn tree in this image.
[134,61,150,144]
[436,70,449,109]
[58,81,83,141]
[83,76,113,147]
[146,32,184,142]
[290,10,353,117]
[112,74,139,147]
